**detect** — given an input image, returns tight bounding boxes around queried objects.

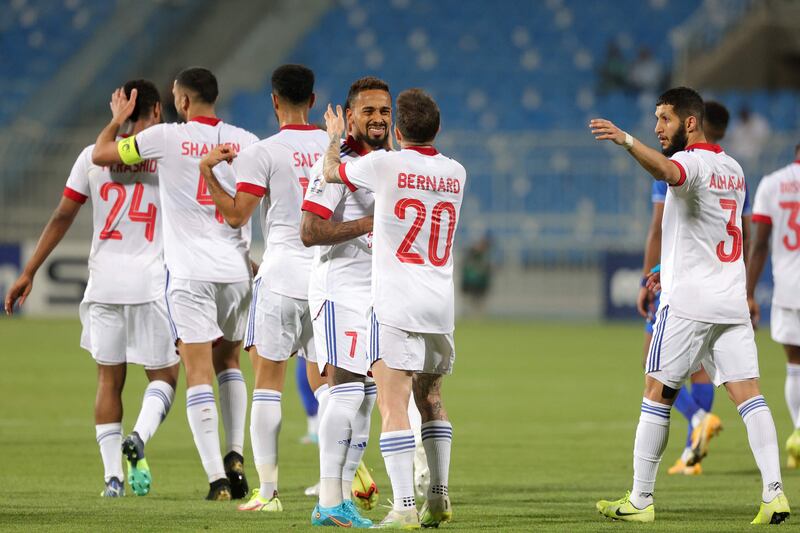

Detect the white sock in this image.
[421,421,452,499]
[381,430,417,512]
[785,364,800,428]
[690,408,708,430]
[251,389,281,497]
[315,384,330,419]
[133,380,174,443]
[308,415,319,436]
[738,395,784,502]
[408,396,423,445]
[217,369,247,456]
[186,385,225,482]
[96,423,123,483]
[630,398,671,509]
[343,381,376,500]
[319,382,365,507]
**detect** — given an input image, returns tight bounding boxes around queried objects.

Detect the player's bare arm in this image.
[198,146,259,228]
[746,221,771,328]
[299,211,373,247]
[92,88,138,166]
[589,118,682,185]
[322,104,346,184]
[4,196,82,315]
[637,202,664,318]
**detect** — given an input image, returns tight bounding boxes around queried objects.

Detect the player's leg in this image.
[408,394,430,500]
[348,379,378,509]
[95,362,127,497]
[297,358,320,445]
[684,368,722,467]
[783,345,800,467]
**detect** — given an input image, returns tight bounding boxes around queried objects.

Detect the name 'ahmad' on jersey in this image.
[134,117,258,282]
[752,159,800,309]
[65,144,163,304]
[228,125,329,299]
[661,143,749,323]
[339,146,466,334]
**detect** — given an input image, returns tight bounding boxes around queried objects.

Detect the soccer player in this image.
[301,76,391,527]
[322,88,465,529]
[198,64,329,512]
[92,68,259,500]
[592,87,790,524]
[4,80,179,498]
[747,143,800,467]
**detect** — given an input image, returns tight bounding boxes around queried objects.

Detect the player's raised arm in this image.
[198,146,260,228]
[92,88,139,166]
[322,104,346,184]
[300,212,372,247]
[589,118,682,185]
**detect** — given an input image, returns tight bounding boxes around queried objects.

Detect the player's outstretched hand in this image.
[636,286,652,318]
[110,87,138,126]
[4,274,33,316]
[325,104,345,142]
[748,296,760,330]
[645,271,661,294]
[201,145,237,170]
[589,119,626,145]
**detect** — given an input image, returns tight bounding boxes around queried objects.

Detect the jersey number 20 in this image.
[394,198,456,266]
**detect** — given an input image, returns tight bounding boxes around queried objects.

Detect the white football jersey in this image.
[752,160,800,309]
[228,124,329,300]
[660,143,749,323]
[339,146,466,333]
[303,137,375,314]
[133,117,258,282]
[65,143,164,304]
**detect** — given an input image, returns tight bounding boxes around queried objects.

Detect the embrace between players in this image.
[4,65,465,529]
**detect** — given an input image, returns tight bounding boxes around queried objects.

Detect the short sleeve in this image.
[64,147,91,204]
[751,178,773,225]
[651,180,667,204]
[133,124,167,161]
[303,162,345,220]
[233,144,269,197]
[339,152,378,193]
[669,151,702,189]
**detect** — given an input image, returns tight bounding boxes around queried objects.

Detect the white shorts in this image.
[771,306,800,346]
[245,278,315,362]
[165,274,251,344]
[645,304,759,388]
[369,312,455,374]
[79,299,179,369]
[311,299,369,376]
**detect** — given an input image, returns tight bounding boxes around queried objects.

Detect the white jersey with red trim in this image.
[303,137,375,313]
[752,160,800,309]
[65,144,163,304]
[133,117,258,283]
[228,124,329,299]
[661,142,749,323]
[339,146,466,334]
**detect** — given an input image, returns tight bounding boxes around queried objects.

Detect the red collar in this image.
[280,124,318,131]
[794,160,800,165]
[189,116,222,126]
[344,136,370,156]
[685,143,722,153]
[404,145,439,156]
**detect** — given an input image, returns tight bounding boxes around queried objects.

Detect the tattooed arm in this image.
[300,212,372,247]
[322,104,346,184]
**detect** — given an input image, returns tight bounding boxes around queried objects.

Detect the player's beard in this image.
[357,121,390,149]
[661,123,688,157]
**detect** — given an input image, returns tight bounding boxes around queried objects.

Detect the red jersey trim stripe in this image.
[339,163,357,192]
[280,124,319,131]
[301,200,333,220]
[404,145,439,156]
[63,186,88,204]
[685,142,722,153]
[236,182,267,197]
[670,160,686,187]
[751,214,772,225]
[189,116,222,126]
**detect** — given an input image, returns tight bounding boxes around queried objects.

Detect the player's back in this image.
[661,143,749,323]
[135,117,258,283]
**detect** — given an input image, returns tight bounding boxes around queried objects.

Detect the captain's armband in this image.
[117,136,143,165]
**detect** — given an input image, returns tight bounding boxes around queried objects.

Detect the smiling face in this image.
[347,89,392,149]
[654,103,688,157]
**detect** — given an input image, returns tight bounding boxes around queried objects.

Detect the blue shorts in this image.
[644,293,661,334]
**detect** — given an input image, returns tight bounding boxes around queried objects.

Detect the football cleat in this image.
[122,432,151,496]
[687,412,723,466]
[237,488,283,512]
[372,508,421,529]
[311,503,355,527]
[419,496,452,528]
[300,432,319,445]
[751,493,791,524]
[206,478,232,501]
[666,458,702,476]
[305,481,320,497]
[596,491,654,523]
[342,499,373,528]
[786,430,800,469]
[413,445,430,501]
[101,476,125,498]
[223,451,249,499]
[353,461,379,511]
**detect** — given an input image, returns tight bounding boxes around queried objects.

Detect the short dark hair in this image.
[656,86,704,127]
[703,100,730,142]
[271,64,314,105]
[123,79,160,122]
[345,76,390,111]
[396,88,440,144]
[175,67,218,104]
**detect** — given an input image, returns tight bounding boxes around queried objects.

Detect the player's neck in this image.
[278,110,309,128]
[686,132,708,147]
[185,105,216,121]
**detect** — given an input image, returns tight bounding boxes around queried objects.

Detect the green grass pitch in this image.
[1,318,798,531]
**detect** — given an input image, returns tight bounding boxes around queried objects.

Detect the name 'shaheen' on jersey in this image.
[709,173,745,192]
[397,172,462,194]
[181,141,243,157]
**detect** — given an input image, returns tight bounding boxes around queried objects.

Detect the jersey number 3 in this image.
[716,199,742,262]
[99,181,157,242]
[394,198,456,266]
